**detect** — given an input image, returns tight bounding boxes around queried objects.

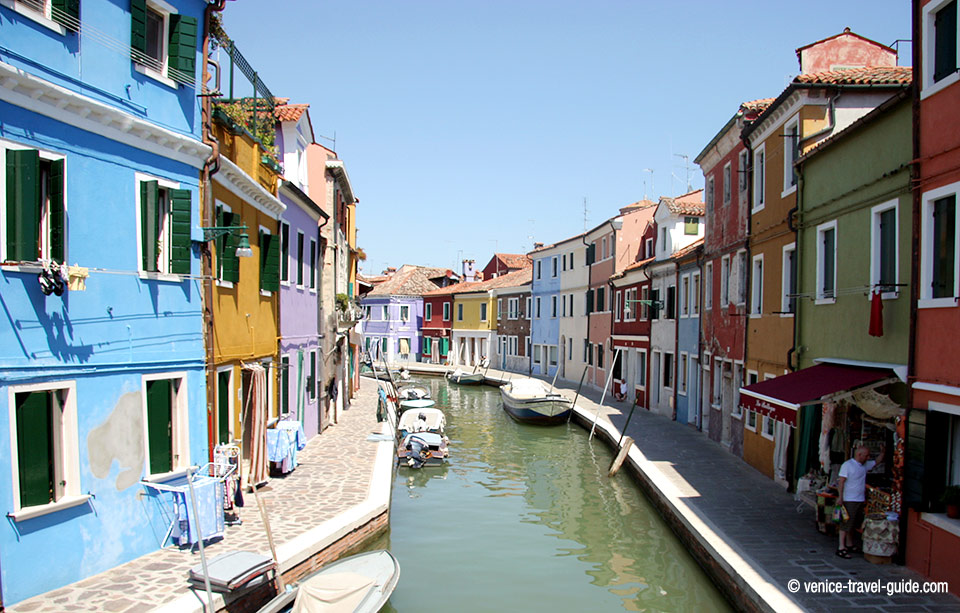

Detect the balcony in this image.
[336,295,364,330]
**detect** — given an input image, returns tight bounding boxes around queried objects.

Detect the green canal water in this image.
[371,378,732,612]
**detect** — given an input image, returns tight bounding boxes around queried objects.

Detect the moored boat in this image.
[399,397,436,412]
[397,384,430,401]
[499,378,574,425]
[398,432,449,468]
[445,368,484,385]
[257,550,400,613]
[397,407,446,437]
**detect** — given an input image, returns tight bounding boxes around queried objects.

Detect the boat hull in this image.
[501,399,572,425]
[445,372,484,385]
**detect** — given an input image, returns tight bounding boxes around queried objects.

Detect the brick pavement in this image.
[8,378,389,613]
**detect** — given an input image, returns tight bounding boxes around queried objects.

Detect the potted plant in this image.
[335,293,349,312]
[941,485,960,519]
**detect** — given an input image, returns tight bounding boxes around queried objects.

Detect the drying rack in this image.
[140,462,236,548]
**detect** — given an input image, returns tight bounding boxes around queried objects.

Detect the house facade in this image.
[360,266,441,364]
[0,0,211,603]
[906,0,960,594]
[529,243,563,377]
[421,284,458,364]
[610,257,653,408]
[494,277,532,372]
[675,241,704,426]
[557,235,588,382]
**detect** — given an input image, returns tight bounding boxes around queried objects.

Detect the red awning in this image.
[739,363,895,427]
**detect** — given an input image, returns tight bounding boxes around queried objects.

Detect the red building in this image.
[694,99,771,455]
[906,0,960,595]
[421,285,459,364]
[610,252,655,407]
[482,253,530,280]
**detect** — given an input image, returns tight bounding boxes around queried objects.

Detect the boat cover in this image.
[507,378,549,398]
[293,570,374,612]
[187,550,275,592]
[398,408,445,433]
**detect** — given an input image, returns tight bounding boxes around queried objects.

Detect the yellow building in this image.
[452,288,496,367]
[205,111,285,486]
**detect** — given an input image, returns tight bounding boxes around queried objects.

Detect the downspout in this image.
[696,245,704,431]
[581,233,592,384]
[201,0,226,462]
[673,258,680,422]
[740,132,754,431]
[787,175,800,373]
[797,92,840,150]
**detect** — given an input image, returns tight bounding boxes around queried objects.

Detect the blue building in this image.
[0,0,211,604]
[675,240,704,426]
[529,244,562,377]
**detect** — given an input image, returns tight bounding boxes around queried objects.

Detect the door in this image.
[651,352,661,407]
[688,357,699,426]
[241,370,253,462]
[146,379,173,474]
[217,370,231,444]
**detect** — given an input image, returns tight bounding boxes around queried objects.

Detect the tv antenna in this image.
[643,169,655,200]
[583,197,589,231]
[674,153,693,193]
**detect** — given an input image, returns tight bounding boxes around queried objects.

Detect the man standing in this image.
[836,444,884,558]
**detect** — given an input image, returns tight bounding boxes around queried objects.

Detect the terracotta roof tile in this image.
[793,66,912,86]
[741,98,776,113]
[493,253,531,270]
[671,238,704,261]
[367,266,447,296]
[274,102,310,123]
[661,189,705,216]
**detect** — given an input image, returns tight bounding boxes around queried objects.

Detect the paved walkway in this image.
[8,379,391,613]
[476,368,959,613]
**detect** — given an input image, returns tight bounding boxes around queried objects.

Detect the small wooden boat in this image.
[445,368,484,385]
[257,550,400,613]
[500,378,574,425]
[398,432,449,468]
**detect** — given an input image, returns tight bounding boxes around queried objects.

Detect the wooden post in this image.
[254,486,285,591]
[608,436,634,477]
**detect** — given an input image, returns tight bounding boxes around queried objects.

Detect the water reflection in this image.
[384,378,730,612]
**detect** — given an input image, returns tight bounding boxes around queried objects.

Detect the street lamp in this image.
[201,225,254,257]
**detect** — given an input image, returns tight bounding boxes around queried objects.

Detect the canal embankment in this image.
[6,378,394,613]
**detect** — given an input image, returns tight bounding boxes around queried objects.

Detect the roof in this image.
[695,99,776,165]
[795,29,896,56]
[660,189,705,216]
[622,255,655,274]
[742,98,776,113]
[274,102,310,123]
[366,265,449,296]
[490,253,530,270]
[672,238,704,262]
[740,363,895,427]
[423,266,531,297]
[793,66,912,86]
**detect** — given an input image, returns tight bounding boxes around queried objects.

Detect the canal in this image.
[371,377,732,612]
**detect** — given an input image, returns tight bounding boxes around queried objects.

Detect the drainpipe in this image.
[696,244,705,431]
[797,92,840,150]
[787,178,800,373]
[673,258,680,422]
[201,0,226,462]
[740,134,754,431]
[581,233,592,384]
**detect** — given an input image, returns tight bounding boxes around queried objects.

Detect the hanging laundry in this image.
[67,265,89,291]
[868,289,883,337]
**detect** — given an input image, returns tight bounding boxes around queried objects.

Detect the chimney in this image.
[533,242,544,249]
[462,259,477,282]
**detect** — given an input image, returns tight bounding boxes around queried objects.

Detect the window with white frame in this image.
[508,297,519,319]
[443,302,451,321]
[705,262,713,309]
[601,237,608,260]
[783,117,799,195]
[679,352,688,395]
[723,162,732,206]
[753,145,766,212]
[2,142,67,265]
[526,297,532,319]
[663,352,674,390]
[922,0,960,97]
[762,415,775,439]
[130,0,198,88]
[142,373,188,477]
[536,260,542,280]
[138,173,191,276]
[640,286,650,320]
[400,305,410,321]
[692,271,700,315]
[8,382,81,515]
[536,296,542,318]
[871,200,900,297]
[308,238,317,290]
[636,349,647,388]
[615,290,622,321]
[550,295,557,318]
[706,175,715,215]
[720,256,730,306]
[645,238,653,259]
[457,303,464,321]
[425,303,433,321]
[782,243,797,314]
[279,222,290,284]
[295,230,305,287]
[736,251,747,305]
[817,220,838,302]
[751,254,764,316]
[746,409,757,431]
[624,287,637,321]
[552,256,558,277]
[922,186,958,303]
[382,305,390,320]
[497,298,503,320]
[681,275,689,317]
[549,345,558,367]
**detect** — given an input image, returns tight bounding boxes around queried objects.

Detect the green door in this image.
[218,370,231,445]
[146,379,173,474]
[16,391,54,507]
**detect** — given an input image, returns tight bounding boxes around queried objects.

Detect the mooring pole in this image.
[567,366,589,423]
[589,347,622,440]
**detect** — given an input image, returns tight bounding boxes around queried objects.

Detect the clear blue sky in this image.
[221,0,911,277]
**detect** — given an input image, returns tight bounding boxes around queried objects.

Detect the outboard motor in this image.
[403,435,432,469]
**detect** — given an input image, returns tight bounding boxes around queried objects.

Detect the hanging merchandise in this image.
[868,290,883,337]
[67,265,89,291]
[38,268,64,296]
[850,388,902,421]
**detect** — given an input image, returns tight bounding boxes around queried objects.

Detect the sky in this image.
[221,0,911,277]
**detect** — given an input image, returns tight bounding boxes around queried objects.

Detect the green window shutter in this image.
[217,370,230,444]
[934,0,958,83]
[586,289,594,314]
[219,210,239,283]
[140,180,158,271]
[440,338,449,356]
[297,233,304,285]
[309,352,317,400]
[309,240,316,289]
[280,223,289,281]
[16,392,54,508]
[168,188,191,275]
[130,0,147,56]
[146,379,173,474]
[259,231,279,292]
[167,14,197,85]
[423,338,430,355]
[822,229,835,298]
[48,159,65,264]
[280,356,289,415]
[51,0,80,30]
[6,149,40,262]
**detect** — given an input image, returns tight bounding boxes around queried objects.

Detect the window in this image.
[746,410,757,431]
[645,238,653,259]
[526,297,532,319]
[508,297,519,319]
[400,305,410,321]
[736,251,747,305]
[924,0,959,95]
[423,337,431,355]
[457,303,464,321]
[751,254,764,316]
[552,256,558,277]
[130,0,198,87]
[681,275,689,317]
[624,287,637,321]
[536,260,542,280]
[684,217,699,235]
[3,0,80,33]
[783,117,799,194]
[666,285,676,319]
[615,290,623,321]
[308,350,317,400]
[597,344,604,369]
[443,302,451,321]
[661,226,669,253]
[782,243,797,314]
[753,145,765,212]
[679,352,688,395]
[636,349,647,388]
[279,222,290,283]
[309,239,317,290]
[601,237,608,260]
[569,252,574,269]
[562,294,567,317]
[296,231,305,286]
[586,243,596,266]
[720,256,730,306]
[143,374,187,476]
[382,305,390,320]
[663,352,674,390]
[562,255,567,272]
[549,345,558,367]
[924,189,958,302]
[597,286,605,312]
[498,298,503,320]
[584,339,590,363]
[817,221,838,302]
[650,287,661,320]
[9,383,81,514]
[872,201,899,296]
[723,163,731,206]
[568,337,573,360]
[692,272,700,315]
[762,415,776,440]
[3,145,66,265]
[536,296,542,318]
[738,150,749,193]
[551,295,557,318]
[586,289,594,314]
[136,175,191,276]
[480,303,487,321]
[705,262,713,310]
[732,363,743,417]
[258,227,279,293]
[425,303,433,321]
[640,286,649,320]
[569,293,575,317]
[706,176,715,215]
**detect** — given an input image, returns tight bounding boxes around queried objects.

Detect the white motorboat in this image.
[499,378,574,425]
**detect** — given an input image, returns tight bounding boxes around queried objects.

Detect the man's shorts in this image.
[841,501,865,532]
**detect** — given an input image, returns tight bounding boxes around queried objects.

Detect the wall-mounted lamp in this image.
[201,225,254,257]
[623,298,663,318]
